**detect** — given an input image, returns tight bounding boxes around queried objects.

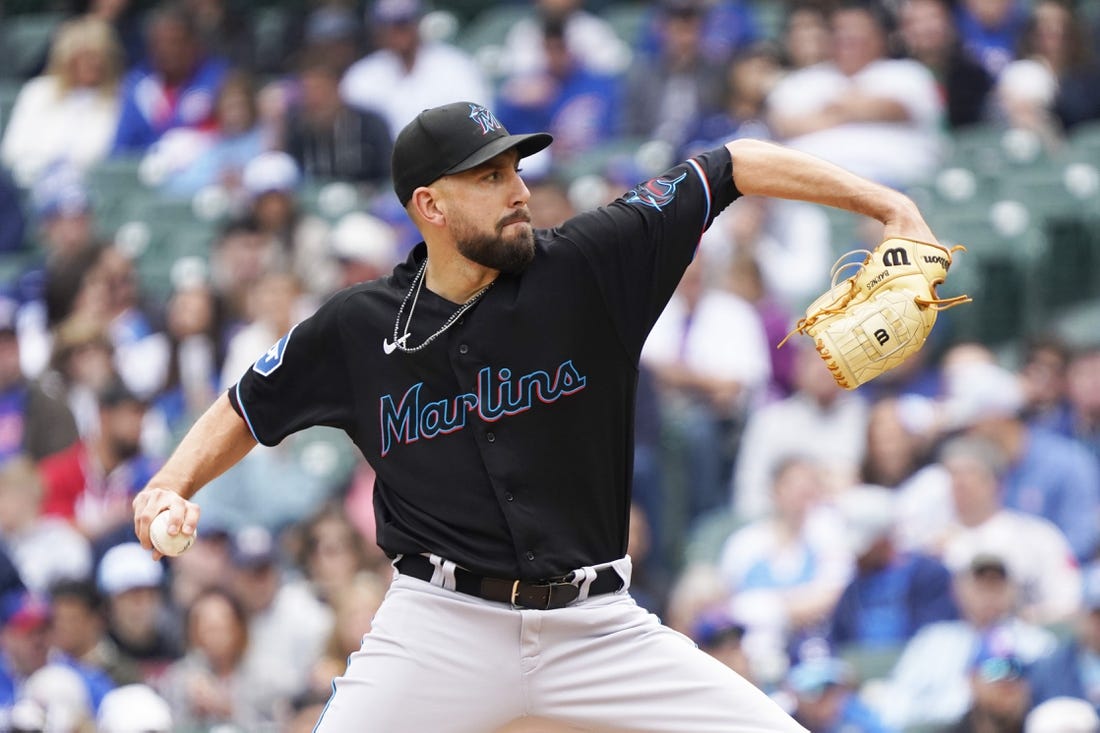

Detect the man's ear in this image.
[410,185,446,228]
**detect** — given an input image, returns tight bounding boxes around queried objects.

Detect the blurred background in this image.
[0,0,1098,730]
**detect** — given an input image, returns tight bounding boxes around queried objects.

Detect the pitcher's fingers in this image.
[179,502,201,537]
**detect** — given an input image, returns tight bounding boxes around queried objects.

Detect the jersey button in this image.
[525,551,535,561]
[486,431,496,443]
[458,344,469,355]
[504,492,514,502]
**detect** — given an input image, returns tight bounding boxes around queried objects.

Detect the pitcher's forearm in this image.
[148,392,258,500]
[727,138,918,227]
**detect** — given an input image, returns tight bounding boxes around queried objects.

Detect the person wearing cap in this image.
[339,0,490,140]
[327,212,401,292]
[240,150,333,299]
[786,656,891,733]
[1028,566,1100,718]
[134,98,952,731]
[227,525,333,722]
[878,553,1057,731]
[947,638,1033,733]
[96,543,183,680]
[40,379,160,544]
[0,590,115,717]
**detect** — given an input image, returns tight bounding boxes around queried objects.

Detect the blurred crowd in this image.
[0,0,1098,730]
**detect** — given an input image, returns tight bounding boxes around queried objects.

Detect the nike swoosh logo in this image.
[383,333,409,355]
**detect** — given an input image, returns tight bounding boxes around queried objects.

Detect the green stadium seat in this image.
[0,80,23,139]
[603,2,648,46]
[0,13,64,80]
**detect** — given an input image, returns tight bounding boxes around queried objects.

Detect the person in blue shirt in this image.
[950,361,1100,562]
[112,4,228,155]
[828,485,958,650]
[1028,566,1100,717]
[495,17,619,165]
[787,656,894,733]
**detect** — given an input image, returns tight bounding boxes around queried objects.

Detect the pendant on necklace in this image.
[382,332,411,355]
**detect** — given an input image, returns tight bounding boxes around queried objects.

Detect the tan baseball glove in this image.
[780,237,972,390]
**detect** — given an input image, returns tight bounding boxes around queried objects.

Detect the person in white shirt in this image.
[339,0,490,140]
[939,434,1082,626]
[642,255,771,524]
[500,0,632,78]
[766,1,944,187]
[731,343,868,522]
[1,17,123,187]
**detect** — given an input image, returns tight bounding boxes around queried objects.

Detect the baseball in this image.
[150,510,195,556]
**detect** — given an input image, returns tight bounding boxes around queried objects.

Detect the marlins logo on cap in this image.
[468,104,503,135]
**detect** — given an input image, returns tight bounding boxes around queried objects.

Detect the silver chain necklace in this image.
[387,260,494,354]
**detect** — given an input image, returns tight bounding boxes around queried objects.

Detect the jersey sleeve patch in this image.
[252,324,298,377]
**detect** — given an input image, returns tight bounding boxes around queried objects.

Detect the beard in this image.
[453,211,535,275]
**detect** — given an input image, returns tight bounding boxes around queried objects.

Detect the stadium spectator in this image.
[681,43,780,159]
[1027,566,1100,716]
[111,3,229,154]
[899,0,996,129]
[310,571,386,694]
[1018,336,1074,435]
[96,683,173,733]
[152,69,269,200]
[0,300,79,464]
[1,17,124,188]
[340,0,490,139]
[718,457,853,677]
[940,434,1082,626]
[48,578,140,687]
[500,0,631,78]
[1066,346,1100,463]
[283,52,393,187]
[0,169,25,257]
[766,0,944,187]
[641,255,771,523]
[786,655,892,733]
[207,217,277,336]
[1012,0,1100,132]
[1025,697,1100,733]
[828,484,958,650]
[39,380,160,544]
[47,318,118,439]
[148,278,221,452]
[779,3,831,71]
[731,344,868,522]
[948,637,1033,733]
[946,360,1100,563]
[495,17,621,164]
[297,503,375,605]
[328,212,400,292]
[0,590,114,715]
[690,609,753,682]
[158,586,264,730]
[878,554,1056,730]
[955,0,1031,77]
[219,270,307,392]
[0,456,91,595]
[621,0,727,152]
[96,543,181,683]
[183,0,254,71]
[239,151,332,298]
[637,0,758,67]
[228,525,332,720]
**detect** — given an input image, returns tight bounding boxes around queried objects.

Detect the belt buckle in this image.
[510,579,521,609]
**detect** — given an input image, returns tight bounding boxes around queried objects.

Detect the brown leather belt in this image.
[395,554,623,610]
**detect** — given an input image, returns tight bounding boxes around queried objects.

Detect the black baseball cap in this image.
[392,102,553,206]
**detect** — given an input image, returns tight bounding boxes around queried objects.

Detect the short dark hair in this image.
[48,578,105,616]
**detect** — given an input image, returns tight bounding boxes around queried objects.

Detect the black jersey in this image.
[228,146,740,580]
